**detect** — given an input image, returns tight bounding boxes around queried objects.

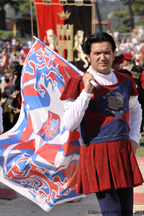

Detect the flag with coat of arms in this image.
[0,37,85,212]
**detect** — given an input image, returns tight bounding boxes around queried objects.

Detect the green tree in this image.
[114,0,144,32]
[16,0,37,37]
[0,0,19,30]
[19,0,35,16]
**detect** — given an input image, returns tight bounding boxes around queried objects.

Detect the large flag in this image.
[33,0,93,71]
[0,37,85,212]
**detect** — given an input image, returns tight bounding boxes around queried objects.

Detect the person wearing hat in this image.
[121,53,135,72]
[112,55,124,71]
[115,55,144,132]
[112,55,132,76]
[128,56,144,132]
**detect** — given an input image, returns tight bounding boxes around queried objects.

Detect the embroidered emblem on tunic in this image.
[103,92,126,113]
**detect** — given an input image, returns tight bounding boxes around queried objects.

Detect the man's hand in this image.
[130,139,139,154]
[82,73,95,93]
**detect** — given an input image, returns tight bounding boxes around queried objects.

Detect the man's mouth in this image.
[99,62,107,65]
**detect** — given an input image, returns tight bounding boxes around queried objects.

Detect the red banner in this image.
[33,0,92,71]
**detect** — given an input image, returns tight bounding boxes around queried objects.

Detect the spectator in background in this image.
[15,41,21,52]
[139,56,144,70]
[140,56,144,93]
[0,89,4,134]
[121,53,134,71]
[131,28,138,46]
[140,40,144,57]
[119,38,126,54]
[2,67,14,132]
[20,45,29,65]
[27,40,33,49]
[0,39,3,50]
[115,39,120,55]
[11,37,16,53]
[112,55,124,72]
[6,41,11,53]
[113,29,119,41]
[10,63,22,127]
[124,39,132,54]
[112,55,132,76]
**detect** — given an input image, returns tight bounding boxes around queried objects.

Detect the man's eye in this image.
[105,52,111,55]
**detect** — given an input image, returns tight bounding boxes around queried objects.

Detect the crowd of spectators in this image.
[109,28,144,132]
[0,37,33,133]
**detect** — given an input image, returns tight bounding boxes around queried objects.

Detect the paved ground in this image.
[0,185,101,216]
[0,182,144,216]
[0,157,144,216]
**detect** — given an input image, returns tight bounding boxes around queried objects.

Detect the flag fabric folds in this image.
[33,0,92,71]
[0,37,84,212]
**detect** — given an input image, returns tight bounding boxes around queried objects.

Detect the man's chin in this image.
[98,68,110,74]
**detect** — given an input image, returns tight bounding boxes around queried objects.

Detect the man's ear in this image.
[86,54,91,63]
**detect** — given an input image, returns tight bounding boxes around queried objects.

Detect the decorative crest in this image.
[58,10,71,20]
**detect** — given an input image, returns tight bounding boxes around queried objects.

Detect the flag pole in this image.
[30,0,34,43]
[92,0,96,33]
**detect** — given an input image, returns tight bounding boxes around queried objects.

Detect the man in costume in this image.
[120,53,134,72]
[112,55,131,76]
[112,55,144,132]
[61,32,143,216]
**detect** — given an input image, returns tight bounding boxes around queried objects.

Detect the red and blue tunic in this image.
[61,71,144,194]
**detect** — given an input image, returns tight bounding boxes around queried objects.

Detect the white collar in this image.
[87,66,118,85]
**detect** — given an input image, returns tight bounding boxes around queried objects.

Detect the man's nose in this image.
[100,53,106,60]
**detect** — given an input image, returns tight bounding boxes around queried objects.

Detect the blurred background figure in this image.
[119,38,126,54]
[0,89,4,135]
[121,53,134,71]
[1,66,14,132]
[10,63,22,127]
[113,29,119,41]
[1,61,22,131]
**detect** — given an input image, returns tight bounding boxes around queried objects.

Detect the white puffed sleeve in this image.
[62,89,92,131]
[129,95,142,145]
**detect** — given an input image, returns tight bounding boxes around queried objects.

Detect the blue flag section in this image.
[0,37,85,212]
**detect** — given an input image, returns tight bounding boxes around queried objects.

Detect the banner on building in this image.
[33,0,93,71]
[0,37,85,212]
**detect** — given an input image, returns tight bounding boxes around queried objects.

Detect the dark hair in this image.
[84,32,116,55]
[9,61,20,70]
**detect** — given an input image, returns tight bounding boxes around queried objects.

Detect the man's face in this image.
[122,60,130,67]
[139,59,144,67]
[87,42,115,74]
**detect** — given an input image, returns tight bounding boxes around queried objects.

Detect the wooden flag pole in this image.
[30,0,34,43]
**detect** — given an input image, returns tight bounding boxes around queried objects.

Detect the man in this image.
[121,53,134,71]
[112,55,124,72]
[112,54,131,75]
[139,55,144,70]
[61,32,143,216]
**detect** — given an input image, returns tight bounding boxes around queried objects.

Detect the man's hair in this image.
[84,32,116,55]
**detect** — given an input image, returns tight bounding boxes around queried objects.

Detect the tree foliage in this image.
[0,0,19,30]
[18,0,35,16]
[114,0,144,32]
[0,0,37,38]
[95,0,127,32]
